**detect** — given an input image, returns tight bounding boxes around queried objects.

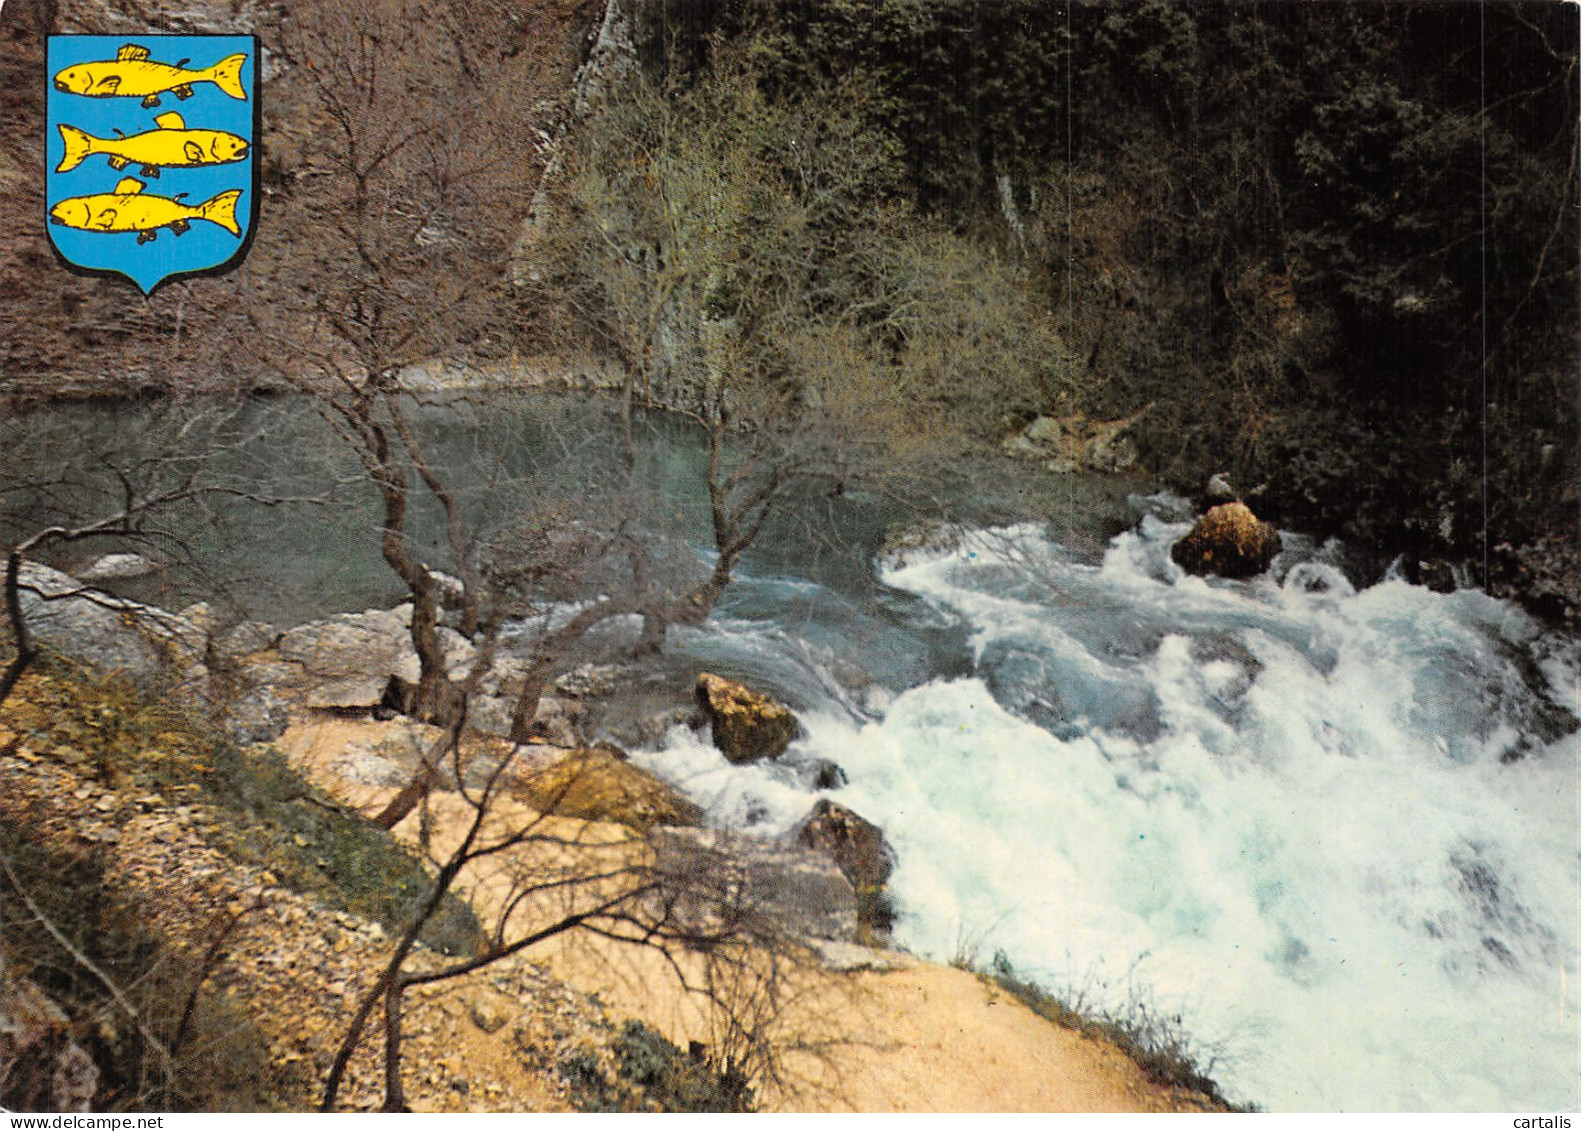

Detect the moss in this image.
[514,747,703,832]
[614,1020,752,1113]
[2,655,483,957]
[192,740,483,957]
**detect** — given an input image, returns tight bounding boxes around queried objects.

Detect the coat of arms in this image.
[46,34,256,294]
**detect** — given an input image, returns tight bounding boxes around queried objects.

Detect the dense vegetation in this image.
[545,0,1577,612]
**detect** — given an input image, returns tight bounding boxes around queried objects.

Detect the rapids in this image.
[635,507,1580,1112]
[5,397,1574,1110]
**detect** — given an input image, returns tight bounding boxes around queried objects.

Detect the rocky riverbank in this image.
[1,552,1233,1111]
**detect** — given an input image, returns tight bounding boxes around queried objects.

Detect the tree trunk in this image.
[381,979,408,1112]
[0,549,39,709]
[374,463,448,721]
[371,757,439,831]
[507,655,553,745]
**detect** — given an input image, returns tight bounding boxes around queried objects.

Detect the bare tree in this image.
[243,5,873,831]
[224,17,887,1106]
[243,0,537,727]
[316,666,815,1112]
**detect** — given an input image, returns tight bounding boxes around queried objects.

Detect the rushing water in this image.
[4,395,1576,1111]
[644,513,1581,1113]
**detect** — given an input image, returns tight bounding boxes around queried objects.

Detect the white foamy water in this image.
[636,518,1580,1112]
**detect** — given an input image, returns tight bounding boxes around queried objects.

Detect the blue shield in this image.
[46,35,256,294]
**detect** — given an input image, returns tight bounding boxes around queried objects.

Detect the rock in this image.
[650,826,857,942]
[15,562,165,679]
[425,569,467,609]
[148,609,208,668]
[554,663,620,699]
[469,993,511,1035]
[225,686,293,744]
[1002,416,1062,459]
[301,674,400,712]
[1203,472,1238,507]
[807,759,848,790]
[462,693,580,745]
[277,610,421,709]
[878,521,964,569]
[694,673,799,764]
[169,661,215,713]
[1081,430,1138,473]
[514,747,702,829]
[438,626,476,678]
[1005,410,1145,475]
[77,552,159,582]
[478,655,530,699]
[793,800,896,938]
[792,800,894,894]
[532,696,581,746]
[235,655,306,690]
[178,601,217,638]
[0,953,99,1112]
[1024,415,1064,446]
[464,694,516,738]
[600,705,699,750]
[214,620,279,661]
[1170,503,1282,579]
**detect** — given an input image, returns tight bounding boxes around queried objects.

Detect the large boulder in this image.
[792,800,894,892]
[1171,502,1281,579]
[513,747,702,830]
[276,608,420,709]
[694,673,799,764]
[650,826,857,943]
[14,562,188,680]
[213,620,280,662]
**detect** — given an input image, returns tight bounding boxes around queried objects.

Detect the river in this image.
[3,393,1576,1112]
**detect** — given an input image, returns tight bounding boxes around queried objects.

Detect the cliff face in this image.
[0,0,597,398]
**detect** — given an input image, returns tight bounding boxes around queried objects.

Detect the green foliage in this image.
[557,0,1576,599]
[536,37,1080,454]
[182,741,485,959]
[615,1020,753,1112]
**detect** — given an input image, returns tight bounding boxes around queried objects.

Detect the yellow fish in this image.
[57,112,248,178]
[49,177,242,245]
[53,44,247,109]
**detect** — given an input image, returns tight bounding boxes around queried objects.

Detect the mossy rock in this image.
[515,747,702,830]
[1170,503,1281,579]
[694,673,798,764]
